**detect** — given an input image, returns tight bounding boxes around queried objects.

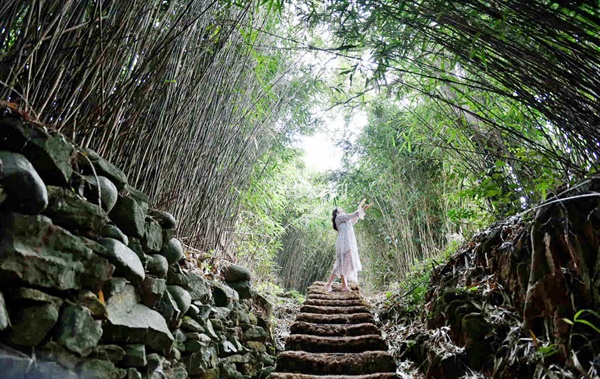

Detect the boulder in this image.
[165,362,188,379]
[0,118,73,185]
[193,303,211,319]
[44,185,108,237]
[191,368,218,379]
[166,266,188,287]
[181,317,204,333]
[109,186,148,238]
[79,148,128,190]
[140,277,167,308]
[146,353,167,379]
[103,277,129,298]
[127,238,147,268]
[218,340,238,356]
[146,254,168,278]
[91,345,126,363]
[184,339,207,353]
[182,346,218,375]
[122,344,147,368]
[37,341,79,370]
[187,304,199,316]
[83,175,119,213]
[125,368,142,379]
[243,326,268,342]
[222,264,252,283]
[167,285,191,317]
[6,302,60,346]
[185,333,211,344]
[173,329,187,351]
[204,319,219,340]
[162,228,176,242]
[157,289,181,324]
[211,281,238,308]
[148,209,177,229]
[56,302,103,356]
[219,361,243,379]
[245,340,266,353]
[100,224,129,245]
[76,289,107,317]
[229,281,252,300]
[210,318,224,331]
[98,238,145,284]
[210,306,231,320]
[103,284,174,351]
[0,150,48,214]
[7,286,64,305]
[0,213,113,291]
[78,359,127,379]
[142,218,163,253]
[226,353,252,364]
[159,238,184,264]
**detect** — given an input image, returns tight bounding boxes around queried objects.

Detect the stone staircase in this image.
[268,282,398,379]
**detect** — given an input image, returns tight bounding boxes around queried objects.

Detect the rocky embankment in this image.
[0,115,276,378]
[377,178,600,378]
[269,282,397,378]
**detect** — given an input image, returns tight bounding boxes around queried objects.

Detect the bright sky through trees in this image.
[301,111,368,171]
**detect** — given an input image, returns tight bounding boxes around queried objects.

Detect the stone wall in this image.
[0,115,276,379]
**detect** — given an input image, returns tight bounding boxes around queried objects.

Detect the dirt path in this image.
[268,281,398,378]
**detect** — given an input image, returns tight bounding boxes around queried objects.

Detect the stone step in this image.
[299,305,370,315]
[268,373,398,379]
[285,334,387,353]
[307,287,361,297]
[309,282,360,291]
[307,293,362,301]
[290,322,380,337]
[274,351,396,375]
[303,298,365,307]
[295,312,374,325]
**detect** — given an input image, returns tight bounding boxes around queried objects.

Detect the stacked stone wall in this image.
[0,115,275,379]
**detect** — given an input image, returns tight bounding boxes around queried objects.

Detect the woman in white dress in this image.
[324,198,373,292]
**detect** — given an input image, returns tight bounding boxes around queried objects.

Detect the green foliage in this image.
[533,344,559,362]
[563,309,600,334]
[382,257,435,312]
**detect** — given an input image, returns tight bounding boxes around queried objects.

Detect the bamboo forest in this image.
[0,1,599,378]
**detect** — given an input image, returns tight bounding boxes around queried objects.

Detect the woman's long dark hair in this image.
[331,208,338,231]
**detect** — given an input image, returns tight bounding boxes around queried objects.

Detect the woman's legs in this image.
[340,275,350,291]
[324,273,336,291]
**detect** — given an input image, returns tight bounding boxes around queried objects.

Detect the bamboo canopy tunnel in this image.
[2,0,600,270]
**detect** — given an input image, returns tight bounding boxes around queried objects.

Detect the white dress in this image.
[331,208,365,283]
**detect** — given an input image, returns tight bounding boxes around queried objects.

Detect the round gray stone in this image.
[222,264,252,283]
[0,150,48,214]
[148,209,177,229]
[84,175,118,213]
[167,285,192,317]
[100,224,129,245]
[159,238,184,264]
[98,238,145,284]
[146,254,169,278]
